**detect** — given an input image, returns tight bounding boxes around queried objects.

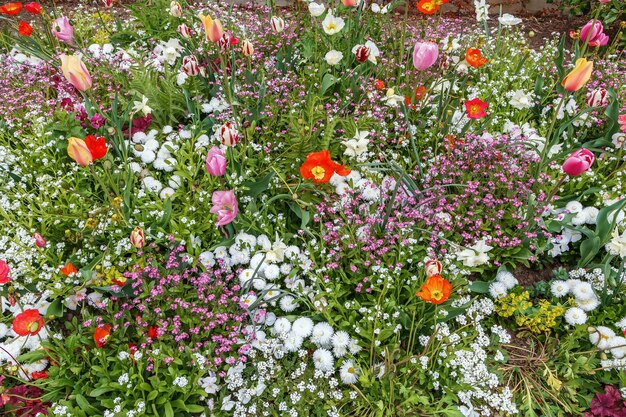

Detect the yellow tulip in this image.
[199,13,224,42]
[561,58,593,92]
[67,137,93,166]
[60,54,92,92]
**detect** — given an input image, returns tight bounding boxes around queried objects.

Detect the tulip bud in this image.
[241,39,254,57]
[217,122,240,147]
[585,87,609,108]
[425,259,442,277]
[341,0,357,7]
[130,227,145,249]
[177,23,192,38]
[205,146,227,176]
[270,16,285,33]
[60,54,92,92]
[51,16,74,44]
[562,148,594,176]
[181,55,200,76]
[67,137,93,166]
[169,1,183,17]
[217,33,231,51]
[33,233,46,248]
[580,20,609,47]
[102,0,113,7]
[562,58,593,92]
[0,259,11,284]
[354,45,371,63]
[199,13,224,42]
[412,41,439,70]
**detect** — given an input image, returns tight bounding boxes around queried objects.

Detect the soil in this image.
[513,262,565,287]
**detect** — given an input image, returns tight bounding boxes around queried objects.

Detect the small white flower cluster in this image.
[548,201,600,257]
[488,270,519,299]
[200,232,314,313]
[330,170,381,202]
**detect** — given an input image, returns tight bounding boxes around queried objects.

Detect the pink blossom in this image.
[562,149,595,176]
[51,16,74,44]
[580,20,609,47]
[618,114,626,133]
[210,190,238,226]
[412,41,439,70]
[206,146,227,176]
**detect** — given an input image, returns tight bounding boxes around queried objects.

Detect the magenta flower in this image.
[580,20,609,47]
[412,41,439,70]
[51,16,74,44]
[210,190,238,226]
[562,149,594,176]
[205,146,227,176]
[32,233,46,248]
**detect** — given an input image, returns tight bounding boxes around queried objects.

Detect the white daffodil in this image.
[322,11,345,35]
[383,88,404,107]
[343,130,369,158]
[132,95,152,116]
[371,3,390,13]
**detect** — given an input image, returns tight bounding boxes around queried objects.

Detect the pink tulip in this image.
[32,233,46,248]
[205,146,227,176]
[562,149,594,176]
[51,16,74,44]
[580,20,609,47]
[412,41,439,70]
[0,259,10,284]
[210,190,238,226]
[341,0,357,7]
[60,55,92,92]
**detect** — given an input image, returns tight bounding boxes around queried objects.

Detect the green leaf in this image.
[155,198,173,229]
[319,73,337,96]
[468,280,490,294]
[579,236,601,267]
[46,298,64,318]
[164,402,174,417]
[76,394,99,414]
[242,172,275,198]
[89,387,114,397]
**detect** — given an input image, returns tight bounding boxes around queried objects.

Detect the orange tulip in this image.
[416,274,452,305]
[60,54,92,91]
[199,13,224,42]
[562,58,593,92]
[67,137,93,166]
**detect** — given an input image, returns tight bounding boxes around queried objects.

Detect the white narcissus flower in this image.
[455,239,493,267]
[132,95,152,116]
[383,88,404,107]
[308,2,325,17]
[498,13,522,26]
[509,90,533,109]
[322,12,345,35]
[324,50,343,66]
[606,228,626,258]
[343,130,369,157]
[474,0,489,21]
[371,3,390,13]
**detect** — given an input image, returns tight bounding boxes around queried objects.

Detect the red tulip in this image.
[94,324,111,347]
[84,135,108,160]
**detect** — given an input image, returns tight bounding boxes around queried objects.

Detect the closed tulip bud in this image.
[205,146,227,176]
[412,41,439,70]
[562,148,594,176]
[562,58,593,92]
[51,16,74,44]
[130,227,145,249]
[341,0,358,7]
[586,87,609,107]
[580,20,609,47]
[181,55,200,76]
[241,39,254,56]
[177,23,192,38]
[60,54,92,92]
[33,233,46,248]
[169,1,183,17]
[271,16,285,33]
[102,0,113,7]
[425,259,442,277]
[217,33,231,51]
[217,122,240,147]
[199,13,224,42]
[354,45,371,63]
[67,137,93,166]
